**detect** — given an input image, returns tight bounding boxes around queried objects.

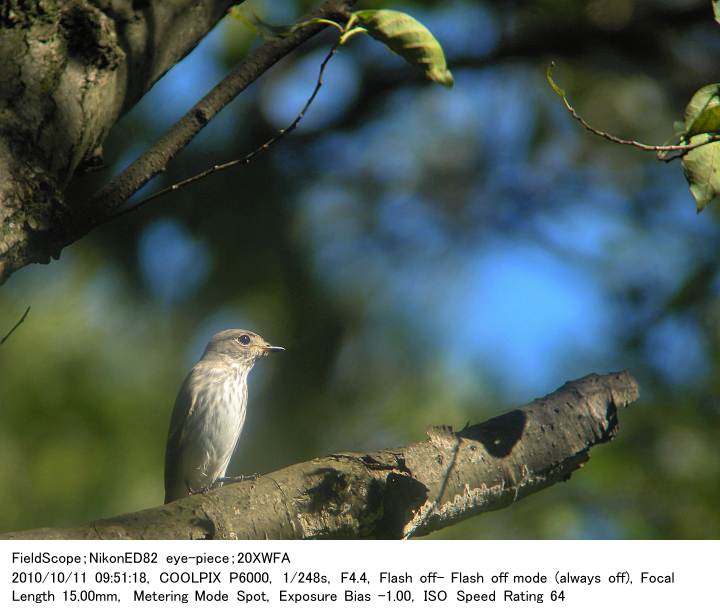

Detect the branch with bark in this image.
[0,371,639,540]
[1,0,704,285]
[0,0,354,285]
[0,0,232,281]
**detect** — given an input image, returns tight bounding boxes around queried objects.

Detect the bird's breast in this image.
[189,367,249,447]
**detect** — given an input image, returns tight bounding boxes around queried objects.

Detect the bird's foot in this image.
[216,473,259,486]
[186,483,212,497]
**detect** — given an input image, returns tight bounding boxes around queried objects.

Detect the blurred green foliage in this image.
[1,0,719,538]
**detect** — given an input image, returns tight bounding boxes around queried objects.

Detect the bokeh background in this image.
[2,0,719,538]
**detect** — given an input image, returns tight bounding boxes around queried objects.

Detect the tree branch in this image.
[103,33,344,223]
[0,371,639,540]
[84,0,354,221]
[0,305,30,345]
[0,0,237,285]
[0,0,356,285]
[546,64,720,161]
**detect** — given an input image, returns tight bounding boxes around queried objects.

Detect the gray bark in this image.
[0,0,235,282]
[0,0,354,284]
[0,371,639,540]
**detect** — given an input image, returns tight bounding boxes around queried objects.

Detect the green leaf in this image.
[714,1,720,25]
[353,10,454,88]
[683,84,720,138]
[681,135,720,211]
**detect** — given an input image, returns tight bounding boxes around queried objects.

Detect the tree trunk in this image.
[0,0,354,284]
[0,0,235,281]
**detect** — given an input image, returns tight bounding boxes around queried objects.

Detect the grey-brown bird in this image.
[164,329,284,503]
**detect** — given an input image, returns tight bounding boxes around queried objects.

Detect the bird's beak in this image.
[264,344,285,354]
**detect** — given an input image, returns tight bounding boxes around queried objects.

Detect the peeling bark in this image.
[0,371,639,540]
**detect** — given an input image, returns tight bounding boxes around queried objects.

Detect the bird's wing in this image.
[164,371,199,503]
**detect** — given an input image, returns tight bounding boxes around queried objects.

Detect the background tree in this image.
[1,0,718,538]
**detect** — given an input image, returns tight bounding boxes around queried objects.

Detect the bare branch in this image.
[0,1,356,285]
[83,0,355,224]
[105,37,343,222]
[547,63,720,159]
[0,306,30,345]
[0,372,639,540]
[0,0,238,285]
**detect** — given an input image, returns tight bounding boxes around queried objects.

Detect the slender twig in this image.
[546,63,720,160]
[1,306,30,345]
[105,38,342,223]
[84,0,355,222]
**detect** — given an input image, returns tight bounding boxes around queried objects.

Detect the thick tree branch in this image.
[0,0,236,284]
[104,36,344,222]
[0,371,639,540]
[85,0,354,220]
[1,0,704,286]
[0,0,355,285]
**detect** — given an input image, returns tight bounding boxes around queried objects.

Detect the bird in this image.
[163,329,284,503]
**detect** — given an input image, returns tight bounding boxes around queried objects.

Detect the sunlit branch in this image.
[106,37,343,222]
[0,372,639,540]
[547,63,720,161]
[84,0,356,224]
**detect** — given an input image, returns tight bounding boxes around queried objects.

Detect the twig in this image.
[106,38,342,222]
[1,306,30,345]
[546,63,720,160]
[84,0,355,222]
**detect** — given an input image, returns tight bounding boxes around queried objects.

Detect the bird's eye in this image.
[238,335,251,345]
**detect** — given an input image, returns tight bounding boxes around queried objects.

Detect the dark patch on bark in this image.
[459,409,527,457]
[375,472,427,539]
[60,4,121,70]
[305,467,349,513]
[190,515,215,539]
[1,0,58,28]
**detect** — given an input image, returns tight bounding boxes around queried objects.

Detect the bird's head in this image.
[203,329,284,365]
